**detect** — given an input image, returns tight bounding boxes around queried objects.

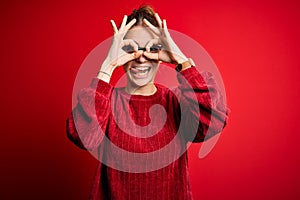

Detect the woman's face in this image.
[123,26,159,87]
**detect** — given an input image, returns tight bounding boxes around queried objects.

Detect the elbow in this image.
[193,113,228,143]
[66,117,88,150]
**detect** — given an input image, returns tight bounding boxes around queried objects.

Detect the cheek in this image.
[123,62,132,72]
[151,62,160,71]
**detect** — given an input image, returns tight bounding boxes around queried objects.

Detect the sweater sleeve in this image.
[66,78,113,150]
[175,67,229,143]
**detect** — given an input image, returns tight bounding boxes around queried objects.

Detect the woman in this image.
[67,5,228,200]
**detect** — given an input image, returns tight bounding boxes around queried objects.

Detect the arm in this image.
[67,16,141,149]
[66,78,113,150]
[175,67,229,142]
[142,13,228,142]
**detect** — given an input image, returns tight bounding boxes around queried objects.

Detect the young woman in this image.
[67,5,228,200]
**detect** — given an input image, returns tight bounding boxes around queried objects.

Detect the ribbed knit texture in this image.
[66,67,229,200]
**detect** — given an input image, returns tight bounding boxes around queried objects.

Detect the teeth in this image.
[133,67,149,70]
[130,66,151,76]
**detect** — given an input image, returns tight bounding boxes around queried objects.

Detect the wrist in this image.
[173,56,188,65]
[100,60,115,75]
[97,71,111,83]
[175,58,195,72]
[97,61,115,83]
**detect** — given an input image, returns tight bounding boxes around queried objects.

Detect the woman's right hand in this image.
[98,15,140,82]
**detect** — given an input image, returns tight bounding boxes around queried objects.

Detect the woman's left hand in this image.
[143,13,188,65]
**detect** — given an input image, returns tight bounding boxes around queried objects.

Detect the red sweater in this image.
[66,67,228,200]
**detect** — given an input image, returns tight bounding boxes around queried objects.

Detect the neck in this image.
[125,82,157,96]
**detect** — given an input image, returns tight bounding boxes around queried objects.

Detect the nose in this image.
[136,50,147,63]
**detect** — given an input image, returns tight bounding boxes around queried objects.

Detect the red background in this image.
[1,0,300,199]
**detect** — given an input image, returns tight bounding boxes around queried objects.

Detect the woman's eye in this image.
[149,45,162,53]
[122,45,135,53]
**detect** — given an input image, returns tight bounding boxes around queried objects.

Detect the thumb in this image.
[143,51,159,61]
[135,50,144,58]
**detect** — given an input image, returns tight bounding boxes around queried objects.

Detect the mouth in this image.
[129,66,151,79]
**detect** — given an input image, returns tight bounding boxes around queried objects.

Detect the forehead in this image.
[124,26,157,47]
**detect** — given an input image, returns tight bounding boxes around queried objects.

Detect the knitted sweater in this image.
[67,67,228,200]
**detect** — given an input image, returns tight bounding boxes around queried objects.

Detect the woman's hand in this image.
[98,15,142,81]
[143,13,188,65]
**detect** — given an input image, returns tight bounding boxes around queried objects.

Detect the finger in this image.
[110,20,118,34]
[143,18,156,29]
[118,51,141,66]
[120,15,128,29]
[162,19,170,37]
[135,50,144,58]
[155,13,163,27]
[124,53,136,62]
[145,38,160,52]
[122,39,138,52]
[143,18,160,35]
[143,51,159,61]
[124,18,137,32]
[162,19,167,29]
